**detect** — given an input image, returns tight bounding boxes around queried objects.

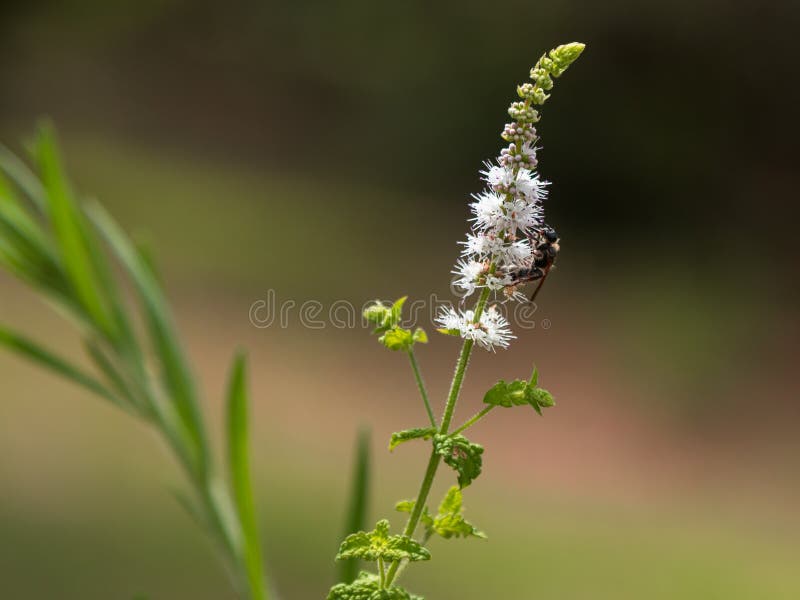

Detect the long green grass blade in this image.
[226,353,267,600]
[338,427,371,584]
[33,123,115,338]
[85,201,209,480]
[0,142,47,210]
[0,325,132,413]
[85,339,145,415]
[0,171,53,255]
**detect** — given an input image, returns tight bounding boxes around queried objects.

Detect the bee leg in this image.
[529,267,551,303]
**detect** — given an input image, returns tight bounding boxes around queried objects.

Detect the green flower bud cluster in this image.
[364,297,427,352]
[499,42,585,170]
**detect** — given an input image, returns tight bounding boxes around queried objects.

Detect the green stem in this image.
[407,348,436,428]
[439,287,492,433]
[379,558,387,589]
[451,405,495,436]
[384,449,440,586]
[385,288,492,587]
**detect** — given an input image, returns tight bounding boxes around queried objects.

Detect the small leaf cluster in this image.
[327,572,423,600]
[483,366,555,415]
[364,297,427,351]
[396,486,485,541]
[336,519,431,563]
[433,434,484,489]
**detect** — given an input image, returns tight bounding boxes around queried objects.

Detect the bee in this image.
[509,226,560,302]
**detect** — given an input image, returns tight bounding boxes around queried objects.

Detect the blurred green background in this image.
[1,1,799,598]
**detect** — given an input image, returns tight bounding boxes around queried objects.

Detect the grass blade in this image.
[0,325,132,413]
[0,142,47,210]
[338,427,371,584]
[86,201,209,480]
[226,353,267,600]
[33,123,115,338]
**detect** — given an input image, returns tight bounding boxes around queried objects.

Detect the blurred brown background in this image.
[1,1,799,599]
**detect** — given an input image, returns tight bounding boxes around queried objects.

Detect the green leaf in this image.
[389,427,436,452]
[327,571,423,600]
[87,202,209,479]
[378,327,413,351]
[436,328,461,337]
[34,123,115,338]
[226,353,266,600]
[0,325,130,413]
[339,427,371,584]
[394,500,434,530]
[482,372,555,416]
[411,328,428,344]
[529,387,555,408]
[336,520,430,563]
[85,339,142,412]
[430,486,486,540]
[390,296,407,326]
[528,365,539,387]
[0,141,47,210]
[434,434,484,488]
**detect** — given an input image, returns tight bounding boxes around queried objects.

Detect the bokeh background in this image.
[1,1,799,598]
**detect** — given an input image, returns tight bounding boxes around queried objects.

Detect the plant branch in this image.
[407,348,436,428]
[384,287,492,587]
[451,405,495,436]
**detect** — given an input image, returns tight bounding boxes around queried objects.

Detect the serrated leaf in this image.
[378,327,414,351]
[389,427,436,452]
[483,379,515,408]
[434,434,484,488]
[430,486,486,540]
[327,571,423,600]
[336,520,430,563]
[483,376,554,415]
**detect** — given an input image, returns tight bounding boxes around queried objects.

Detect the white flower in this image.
[452,259,486,296]
[500,239,533,267]
[485,271,514,290]
[481,164,515,190]
[515,170,549,202]
[499,198,542,231]
[462,232,505,257]
[469,191,505,231]
[436,305,514,351]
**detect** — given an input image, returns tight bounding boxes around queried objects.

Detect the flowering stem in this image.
[385,287,492,587]
[439,287,492,433]
[407,348,436,428]
[451,405,495,436]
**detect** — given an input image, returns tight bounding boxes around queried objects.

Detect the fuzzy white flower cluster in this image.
[443,43,585,351]
[436,305,514,351]
[452,160,549,300]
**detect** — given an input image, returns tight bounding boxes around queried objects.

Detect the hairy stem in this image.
[385,287,492,586]
[407,348,436,428]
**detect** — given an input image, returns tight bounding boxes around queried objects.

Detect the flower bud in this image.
[363,302,390,325]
